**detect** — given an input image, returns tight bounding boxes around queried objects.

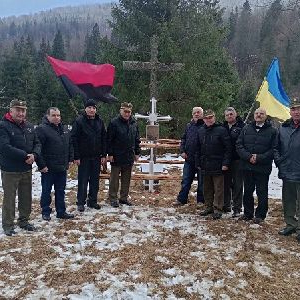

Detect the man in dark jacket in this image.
[196,109,232,219]
[275,99,300,241]
[236,108,278,224]
[0,99,41,236]
[107,102,141,207]
[175,106,204,206]
[35,107,74,221]
[223,107,245,217]
[71,99,107,212]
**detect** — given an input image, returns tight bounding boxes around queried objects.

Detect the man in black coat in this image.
[236,108,278,224]
[196,109,232,219]
[0,99,41,236]
[175,106,204,206]
[71,99,107,212]
[35,107,74,221]
[107,102,141,207]
[223,107,245,217]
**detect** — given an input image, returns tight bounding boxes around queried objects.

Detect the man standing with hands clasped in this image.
[236,108,277,224]
[196,109,232,220]
[71,99,107,212]
[107,102,141,208]
[0,99,41,236]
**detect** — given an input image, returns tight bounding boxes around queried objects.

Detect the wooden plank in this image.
[140,143,180,149]
[100,173,181,180]
[136,160,184,164]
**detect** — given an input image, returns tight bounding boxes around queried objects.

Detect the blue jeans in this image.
[177,161,204,204]
[40,171,67,217]
[77,158,100,206]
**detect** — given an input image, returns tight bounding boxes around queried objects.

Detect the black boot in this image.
[200,208,214,216]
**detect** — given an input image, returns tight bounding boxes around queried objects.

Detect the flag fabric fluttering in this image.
[47,55,117,104]
[256,58,290,120]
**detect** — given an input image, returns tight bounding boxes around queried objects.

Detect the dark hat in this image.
[290,98,300,109]
[84,99,97,108]
[10,99,27,109]
[120,102,133,111]
[203,109,215,118]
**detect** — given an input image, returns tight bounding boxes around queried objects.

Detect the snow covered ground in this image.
[1,160,300,299]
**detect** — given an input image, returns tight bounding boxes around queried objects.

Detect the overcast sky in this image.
[0,0,110,18]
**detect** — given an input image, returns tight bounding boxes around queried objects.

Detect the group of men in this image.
[176,100,300,242]
[1,98,300,243]
[0,99,140,236]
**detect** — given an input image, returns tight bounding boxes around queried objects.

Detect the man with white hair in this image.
[236,108,277,224]
[174,106,204,206]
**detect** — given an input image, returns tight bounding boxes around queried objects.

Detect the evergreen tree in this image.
[100,0,240,136]
[52,30,66,59]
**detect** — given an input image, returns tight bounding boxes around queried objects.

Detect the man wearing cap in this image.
[107,102,141,207]
[174,106,204,207]
[275,98,300,241]
[35,107,74,221]
[223,107,245,217]
[196,109,232,220]
[0,99,41,236]
[236,108,277,224]
[71,99,107,212]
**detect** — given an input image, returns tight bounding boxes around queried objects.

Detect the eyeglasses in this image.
[203,115,214,119]
[123,110,132,114]
[225,113,234,117]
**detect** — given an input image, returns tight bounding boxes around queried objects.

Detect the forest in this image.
[0,0,299,137]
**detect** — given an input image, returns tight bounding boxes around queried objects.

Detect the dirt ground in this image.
[0,167,300,299]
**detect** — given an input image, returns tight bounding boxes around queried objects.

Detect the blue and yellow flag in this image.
[257,58,290,120]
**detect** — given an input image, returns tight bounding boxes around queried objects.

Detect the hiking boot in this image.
[238,215,253,221]
[232,211,240,218]
[223,207,231,213]
[119,199,132,206]
[57,212,75,219]
[87,202,101,210]
[77,205,85,212]
[253,217,264,224]
[4,228,16,236]
[173,201,186,207]
[212,212,222,220]
[200,208,214,216]
[20,223,36,232]
[42,214,51,221]
[111,200,119,208]
[278,227,296,236]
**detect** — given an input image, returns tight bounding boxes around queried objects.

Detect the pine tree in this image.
[52,30,66,60]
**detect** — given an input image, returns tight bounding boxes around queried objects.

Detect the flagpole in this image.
[244,77,266,123]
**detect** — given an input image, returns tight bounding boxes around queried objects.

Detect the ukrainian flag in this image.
[256,58,290,120]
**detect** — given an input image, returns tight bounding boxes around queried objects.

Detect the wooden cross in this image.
[123,35,184,99]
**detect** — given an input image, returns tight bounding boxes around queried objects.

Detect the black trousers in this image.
[77,158,100,206]
[242,170,269,219]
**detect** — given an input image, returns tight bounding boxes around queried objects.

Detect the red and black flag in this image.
[47,55,117,104]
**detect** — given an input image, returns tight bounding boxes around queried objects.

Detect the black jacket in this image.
[236,121,277,175]
[274,119,300,181]
[107,115,141,166]
[0,114,41,172]
[223,116,245,161]
[71,113,106,160]
[196,123,232,175]
[35,117,74,172]
[180,119,204,163]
